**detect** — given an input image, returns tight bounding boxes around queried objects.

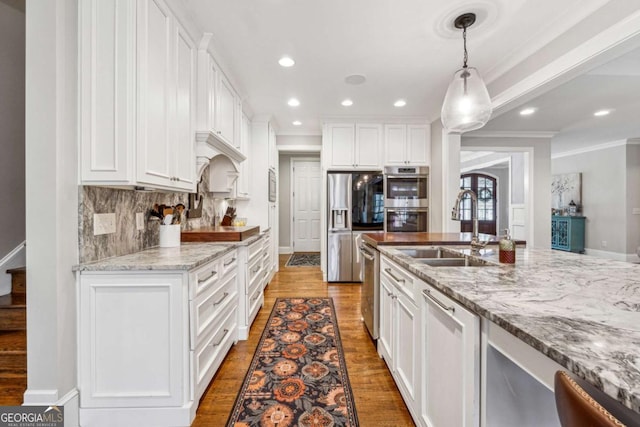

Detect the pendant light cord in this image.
[462,25,468,69]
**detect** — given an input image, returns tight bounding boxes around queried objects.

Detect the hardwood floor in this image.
[192,255,415,426]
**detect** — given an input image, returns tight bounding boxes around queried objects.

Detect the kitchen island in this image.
[377,244,640,425]
[362,231,526,247]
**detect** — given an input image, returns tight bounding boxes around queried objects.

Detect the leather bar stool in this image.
[554,371,625,427]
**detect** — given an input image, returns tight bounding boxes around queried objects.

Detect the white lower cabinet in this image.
[421,284,480,427]
[78,249,239,427]
[237,236,265,339]
[379,254,480,427]
[378,256,420,420]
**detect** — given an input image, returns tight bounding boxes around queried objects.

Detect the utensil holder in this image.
[159,224,181,248]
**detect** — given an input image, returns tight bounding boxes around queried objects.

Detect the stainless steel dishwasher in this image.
[360,242,379,340]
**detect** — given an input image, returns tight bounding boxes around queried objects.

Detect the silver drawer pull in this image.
[223,257,236,267]
[212,292,229,306]
[198,270,217,284]
[252,265,261,274]
[210,329,229,347]
[251,293,261,302]
[423,289,455,314]
[384,268,405,284]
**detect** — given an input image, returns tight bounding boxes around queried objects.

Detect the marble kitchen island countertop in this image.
[73,242,236,271]
[378,245,640,415]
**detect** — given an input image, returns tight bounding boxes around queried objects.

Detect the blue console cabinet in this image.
[551,215,586,253]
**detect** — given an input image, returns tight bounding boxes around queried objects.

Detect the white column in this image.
[24,0,80,422]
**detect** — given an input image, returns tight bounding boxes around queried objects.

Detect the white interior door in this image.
[292,159,321,252]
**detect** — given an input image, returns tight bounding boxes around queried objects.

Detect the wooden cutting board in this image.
[181,226,260,242]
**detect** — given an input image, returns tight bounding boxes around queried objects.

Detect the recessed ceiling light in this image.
[292,121,302,126]
[278,56,295,67]
[341,99,353,107]
[287,98,300,107]
[594,109,612,117]
[519,107,537,116]
[345,74,367,85]
[394,99,406,107]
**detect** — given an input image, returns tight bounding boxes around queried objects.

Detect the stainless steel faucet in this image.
[452,189,488,252]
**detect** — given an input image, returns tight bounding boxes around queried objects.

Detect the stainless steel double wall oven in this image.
[384,166,429,232]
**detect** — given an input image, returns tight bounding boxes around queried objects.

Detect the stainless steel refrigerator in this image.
[327,172,383,282]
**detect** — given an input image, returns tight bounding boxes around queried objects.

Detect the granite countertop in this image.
[362,232,526,247]
[74,242,237,272]
[378,245,640,414]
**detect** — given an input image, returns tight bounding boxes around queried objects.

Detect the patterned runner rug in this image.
[285,253,321,267]
[226,297,359,427]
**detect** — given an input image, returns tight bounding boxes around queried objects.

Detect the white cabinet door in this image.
[384,125,407,166]
[327,124,355,168]
[421,286,479,427]
[236,112,251,198]
[216,73,236,145]
[80,0,135,184]
[79,273,185,408]
[407,125,430,166]
[378,275,395,366]
[395,291,419,410]
[173,23,195,189]
[137,0,173,187]
[355,123,382,168]
[268,124,277,170]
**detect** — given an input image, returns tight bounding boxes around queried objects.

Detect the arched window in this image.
[459,173,497,236]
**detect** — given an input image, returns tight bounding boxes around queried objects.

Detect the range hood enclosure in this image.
[195,131,247,194]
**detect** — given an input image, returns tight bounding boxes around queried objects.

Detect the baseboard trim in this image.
[584,248,636,262]
[0,241,26,296]
[23,388,79,427]
[279,246,293,254]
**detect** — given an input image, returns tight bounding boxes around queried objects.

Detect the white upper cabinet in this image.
[216,73,237,146]
[236,112,251,199]
[384,124,431,166]
[80,0,195,192]
[195,35,241,149]
[80,0,136,184]
[324,123,382,169]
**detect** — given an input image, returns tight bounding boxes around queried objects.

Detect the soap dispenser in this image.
[499,229,516,264]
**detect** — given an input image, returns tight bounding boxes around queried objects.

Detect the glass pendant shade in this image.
[441,66,493,133]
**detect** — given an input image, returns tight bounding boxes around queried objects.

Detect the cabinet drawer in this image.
[190,270,237,349]
[381,256,415,300]
[192,303,237,402]
[248,238,263,263]
[247,254,263,293]
[189,258,220,299]
[220,250,238,277]
[247,281,263,324]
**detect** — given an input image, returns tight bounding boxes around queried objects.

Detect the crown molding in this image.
[551,139,633,159]
[276,130,322,137]
[465,131,557,139]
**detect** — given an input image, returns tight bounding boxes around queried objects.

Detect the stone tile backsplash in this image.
[79,165,220,263]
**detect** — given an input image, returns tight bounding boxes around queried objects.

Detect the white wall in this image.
[279,155,292,251]
[0,1,25,270]
[277,134,322,148]
[25,0,79,415]
[462,137,551,248]
[552,142,638,257]
[627,143,640,256]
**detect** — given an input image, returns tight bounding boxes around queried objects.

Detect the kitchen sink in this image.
[396,248,464,259]
[416,257,491,267]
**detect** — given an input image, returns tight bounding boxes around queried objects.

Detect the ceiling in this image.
[185,0,611,135]
[476,46,640,155]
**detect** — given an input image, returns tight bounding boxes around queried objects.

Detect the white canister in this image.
[159,224,181,248]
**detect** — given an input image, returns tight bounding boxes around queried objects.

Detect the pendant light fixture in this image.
[441,13,492,133]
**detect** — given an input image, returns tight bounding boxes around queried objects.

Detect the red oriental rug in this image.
[226,297,359,427]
